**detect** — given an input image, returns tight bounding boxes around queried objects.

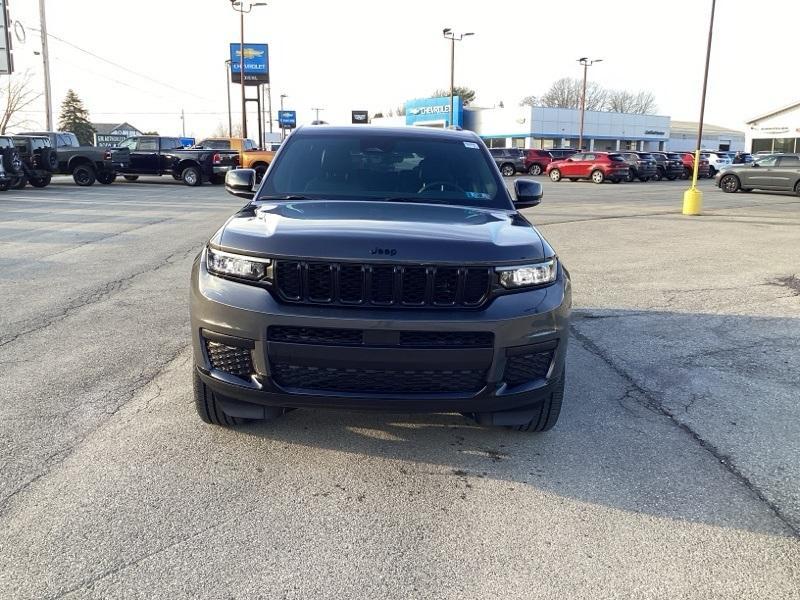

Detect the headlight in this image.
[206,247,271,281]
[497,259,557,288]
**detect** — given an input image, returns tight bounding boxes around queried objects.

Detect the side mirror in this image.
[225,168,256,200]
[514,179,542,208]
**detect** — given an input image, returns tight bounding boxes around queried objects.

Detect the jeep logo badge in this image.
[370,247,398,256]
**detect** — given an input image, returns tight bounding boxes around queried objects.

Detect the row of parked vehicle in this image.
[488,147,749,185]
[0,131,282,191]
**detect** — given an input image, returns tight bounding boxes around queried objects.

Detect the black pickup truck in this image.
[19,131,130,186]
[116,136,239,186]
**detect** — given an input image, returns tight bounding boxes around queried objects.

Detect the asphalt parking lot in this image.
[1,176,798,599]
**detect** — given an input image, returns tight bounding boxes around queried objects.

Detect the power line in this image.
[19,21,213,102]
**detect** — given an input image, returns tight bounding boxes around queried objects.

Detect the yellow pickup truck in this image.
[195,137,275,182]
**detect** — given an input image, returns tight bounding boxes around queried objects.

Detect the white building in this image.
[745,101,800,154]
[667,121,745,152]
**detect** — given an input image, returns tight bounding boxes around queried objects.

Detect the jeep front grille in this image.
[274,260,492,308]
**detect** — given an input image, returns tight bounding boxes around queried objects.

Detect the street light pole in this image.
[577,57,602,151]
[38,0,52,130]
[311,107,324,123]
[442,29,474,129]
[225,60,232,137]
[683,0,717,216]
[280,94,287,140]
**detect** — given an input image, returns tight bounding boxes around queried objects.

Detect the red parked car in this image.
[523,149,552,176]
[678,152,711,179]
[546,151,630,184]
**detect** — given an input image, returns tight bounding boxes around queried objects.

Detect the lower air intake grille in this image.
[503,351,554,387]
[271,364,486,394]
[205,340,253,378]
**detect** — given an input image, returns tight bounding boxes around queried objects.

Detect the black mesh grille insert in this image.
[268,326,363,345]
[370,266,395,304]
[274,260,491,308]
[205,340,253,378]
[398,331,494,348]
[271,364,486,394]
[433,267,459,304]
[503,351,554,387]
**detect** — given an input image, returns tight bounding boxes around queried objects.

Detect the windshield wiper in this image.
[382,196,454,204]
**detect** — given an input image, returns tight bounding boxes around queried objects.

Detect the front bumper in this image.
[190,252,572,415]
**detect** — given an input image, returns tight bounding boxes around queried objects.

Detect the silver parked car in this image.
[716,154,800,194]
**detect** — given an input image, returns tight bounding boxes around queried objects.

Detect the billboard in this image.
[351,110,369,124]
[0,0,12,75]
[229,43,269,85]
[278,110,296,129]
[405,96,463,128]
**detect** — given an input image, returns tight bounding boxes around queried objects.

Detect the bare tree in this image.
[604,89,657,114]
[0,71,43,134]
[539,78,606,111]
[519,95,538,107]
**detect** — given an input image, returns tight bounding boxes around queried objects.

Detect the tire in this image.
[182,166,202,186]
[666,175,676,181]
[0,179,10,192]
[527,163,543,176]
[719,174,740,193]
[29,174,52,188]
[626,168,635,182]
[794,181,800,196]
[708,166,716,177]
[638,177,650,182]
[591,170,605,184]
[123,175,139,181]
[500,163,515,177]
[40,148,58,172]
[653,168,664,181]
[2,148,22,175]
[96,171,117,185]
[512,374,565,433]
[12,175,27,189]
[682,167,691,179]
[72,164,96,186]
[253,163,269,183]
[193,371,246,427]
[611,178,620,184]
[549,168,561,182]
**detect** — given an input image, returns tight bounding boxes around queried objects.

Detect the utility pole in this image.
[442,29,473,128]
[39,0,53,130]
[683,0,717,216]
[577,57,602,151]
[181,108,185,137]
[239,6,246,138]
[225,60,232,137]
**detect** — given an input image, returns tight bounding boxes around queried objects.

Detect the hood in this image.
[212,200,545,264]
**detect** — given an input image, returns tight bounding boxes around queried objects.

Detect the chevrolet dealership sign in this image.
[405,96,463,128]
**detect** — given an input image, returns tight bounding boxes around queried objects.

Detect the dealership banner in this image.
[94,133,127,147]
[230,43,269,85]
[351,110,369,124]
[405,96,463,128]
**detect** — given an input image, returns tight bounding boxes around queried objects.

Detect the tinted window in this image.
[583,153,596,161]
[119,138,136,150]
[32,138,49,150]
[777,156,800,166]
[666,153,682,159]
[0,137,11,149]
[608,154,626,162]
[261,133,507,209]
[245,139,257,151]
[161,138,181,150]
[638,153,655,160]
[489,149,502,157]
[755,156,778,167]
[137,138,158,151]
[198,139,231,150]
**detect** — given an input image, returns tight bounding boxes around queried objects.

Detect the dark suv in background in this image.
[620,151,658,182]
[488,148,526,176]
[192,126,571,432]
[10,135,57,189]
[650,152,684,181]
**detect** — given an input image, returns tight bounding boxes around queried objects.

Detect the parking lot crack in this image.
[570,323,800,538]
[0,244,200,349]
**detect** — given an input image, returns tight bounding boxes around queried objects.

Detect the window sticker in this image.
[463,141,479,149]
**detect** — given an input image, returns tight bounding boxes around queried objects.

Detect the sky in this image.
[6,0,800,139]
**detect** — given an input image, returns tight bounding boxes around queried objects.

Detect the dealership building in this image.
[373,96,744,152]
[745,101,800,154]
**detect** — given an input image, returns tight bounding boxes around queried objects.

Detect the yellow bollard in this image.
[682,149,704,215]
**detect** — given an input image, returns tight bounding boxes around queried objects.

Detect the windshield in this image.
[259,133,507,209]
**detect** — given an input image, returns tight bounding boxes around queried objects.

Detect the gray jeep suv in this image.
[191,126,572,432]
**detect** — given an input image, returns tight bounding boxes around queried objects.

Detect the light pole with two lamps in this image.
[577,57,602,151]
[229,0,267,139]
[442,28,473,128]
